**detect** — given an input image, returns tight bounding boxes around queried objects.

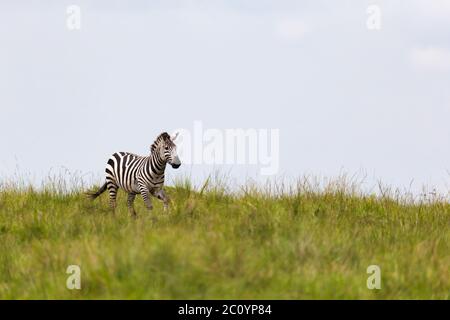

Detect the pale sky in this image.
[1,1,449,195]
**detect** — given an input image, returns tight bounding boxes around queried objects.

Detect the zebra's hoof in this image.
[129,210,138,218]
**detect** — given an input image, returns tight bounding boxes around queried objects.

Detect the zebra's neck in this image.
[145,150,167,182]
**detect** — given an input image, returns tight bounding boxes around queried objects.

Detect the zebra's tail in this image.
[86,182,108,200]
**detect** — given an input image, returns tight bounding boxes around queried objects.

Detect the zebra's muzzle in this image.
[171,163,181,169]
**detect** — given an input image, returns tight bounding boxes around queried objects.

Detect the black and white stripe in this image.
[88,132,181,216]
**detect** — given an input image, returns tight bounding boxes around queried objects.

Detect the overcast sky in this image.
[0,1,449,195]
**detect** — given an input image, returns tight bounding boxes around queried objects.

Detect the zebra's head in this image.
[152,132,181,169]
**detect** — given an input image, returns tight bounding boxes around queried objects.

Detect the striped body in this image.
[106,152,166,195]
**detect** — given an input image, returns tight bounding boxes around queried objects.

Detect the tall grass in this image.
[0,173,448,299]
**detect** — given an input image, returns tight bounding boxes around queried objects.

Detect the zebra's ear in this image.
[171,132,179,141]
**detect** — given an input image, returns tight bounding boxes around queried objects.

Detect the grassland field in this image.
[0,175,448,299]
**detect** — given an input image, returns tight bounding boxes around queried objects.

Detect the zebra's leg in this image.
[127,193,137,217]
[154,189,170,211]
[138,184,153,210]
[107,182,119,213]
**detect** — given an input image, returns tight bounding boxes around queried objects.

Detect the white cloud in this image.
[410,47,450,72]
[276,19,309,41]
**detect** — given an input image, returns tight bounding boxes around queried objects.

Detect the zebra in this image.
[87,132,181,216]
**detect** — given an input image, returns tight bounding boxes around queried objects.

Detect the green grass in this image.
[0,176,448,299]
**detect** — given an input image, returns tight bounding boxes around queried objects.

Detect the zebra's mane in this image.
[150,132,174,153]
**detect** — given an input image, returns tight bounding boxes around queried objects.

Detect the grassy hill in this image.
[0,177,448,299]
